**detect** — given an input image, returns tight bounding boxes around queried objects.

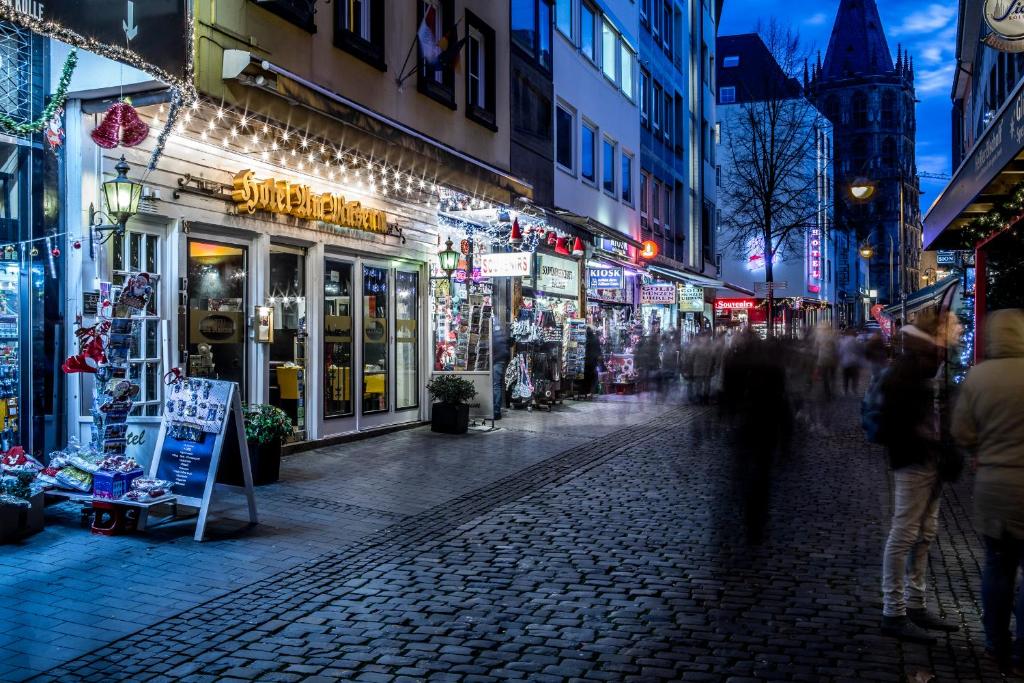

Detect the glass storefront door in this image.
[186,240,248,395]
[268,245,306,441]
[322,256,421,435]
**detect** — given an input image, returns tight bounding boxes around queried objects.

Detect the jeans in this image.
[982,535,1024,657]
[882,464,941,617]
[492,361,507,418]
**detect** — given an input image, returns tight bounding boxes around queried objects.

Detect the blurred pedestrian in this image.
[636,332,661,392]
[952,309,1024,670]
[491,315,510,420]
[691,335,717,404]
[839,330,864,395]
[878,312,960,643]
[583,326,601,397]
[814,324,838,401]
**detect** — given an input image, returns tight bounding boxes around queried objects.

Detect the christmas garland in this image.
[0,48,77,137]
[963,181,1024,245]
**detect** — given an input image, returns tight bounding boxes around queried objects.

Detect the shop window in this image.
[248,0,317,33]
[621,153,633,204]
[556,103,575,172]
[334,0,386,70]
[602,137,616,195]
[418,0,456,108]
[601,20,617,83]
[581,121,596,183]
[323,259,354,418]
[268,246,307,439]
[465,12,497,130]
[186,240,248,398]
[580,2,596,63]
[362,265,389,414]
[395,270,419,410]
[555,0,573,39]
[512,0,553,69]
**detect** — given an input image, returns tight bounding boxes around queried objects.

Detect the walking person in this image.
[491,315,511,420]
[691,335,716,405]
[952,309,1024,670]
[839,330,864,395]
[877,312,960,642]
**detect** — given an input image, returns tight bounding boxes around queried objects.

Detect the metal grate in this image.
[0,21,33,128]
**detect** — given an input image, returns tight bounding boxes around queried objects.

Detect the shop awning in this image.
[923,76,1024,250]
[645,263,724,289]
[550,210,644,250]
[722,282,756,296]
[881,275,960,318]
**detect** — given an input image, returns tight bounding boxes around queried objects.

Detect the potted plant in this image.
[240,404,292,485]
[427,375,477,434]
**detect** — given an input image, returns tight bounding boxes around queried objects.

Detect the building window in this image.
[663,186,672,234]
[640,171,650,230]
[881,90,895,127]
[640,68,651,126]
[651,180,661,229]
[417,0,455,107]
[465,12,496,129]
[580,2,596,63]
[720,86,736,104]
[556,104,575,171]
[664,93,673,144]
[641,0,650,27]
[663,2,672,53]
[602,138,616,194]
[512,0,552,69]
[651,0,661,38]
[555,0,572,38]
[852,90,868,127]
[653,81,663,132]
[581,121,596,183]
[723,55,739,68]
[621,153,633,204]
[620,43,635,100]
[602,20,617,82]
[249,0,317,33]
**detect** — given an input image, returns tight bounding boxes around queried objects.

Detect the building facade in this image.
[808,0,921,317]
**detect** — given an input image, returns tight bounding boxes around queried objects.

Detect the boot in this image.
[907,607,960,632]
[881,615,937,643]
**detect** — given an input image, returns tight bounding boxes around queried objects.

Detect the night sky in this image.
[720,0,956,212]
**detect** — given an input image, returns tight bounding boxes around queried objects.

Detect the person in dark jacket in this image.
[878,312,959,643]
[583,326,601,396]
[491,315,511,420]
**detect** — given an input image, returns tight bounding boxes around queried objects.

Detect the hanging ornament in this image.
[0,49,77,137]
[120,103,150,147]
[72,240,82,250]
[44,106,65,152]
[546,231,557,247]
[509,218,523,246]
[29,246,38,257]
[91,102,124,149]
[555,237,570,256]
[51,247,61,258]
[571,236,585,257]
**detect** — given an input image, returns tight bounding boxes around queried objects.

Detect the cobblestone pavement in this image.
[11,395,1018,682]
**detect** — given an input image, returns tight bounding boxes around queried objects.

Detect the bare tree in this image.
[719,21,824,336]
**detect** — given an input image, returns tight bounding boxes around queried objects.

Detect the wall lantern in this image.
[438,238,460,278]
[640,240,659,259]
[88,156,143,258]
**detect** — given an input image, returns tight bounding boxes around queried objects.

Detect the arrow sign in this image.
[123,0,138,41]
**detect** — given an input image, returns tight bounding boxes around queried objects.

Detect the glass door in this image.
[395,268,419,412]
[186,240,248,395]
[361,264,390,416]
[268,245,306,441]
[323,257,356,433]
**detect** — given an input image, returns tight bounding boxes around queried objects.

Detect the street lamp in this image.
[437,238,459,279]
[859,241,874,322]
[859,243,875,259]
[849,178,877,201]
[88,156,143,258]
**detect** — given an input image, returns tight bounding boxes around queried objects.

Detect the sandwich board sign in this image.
[149,379,257,541]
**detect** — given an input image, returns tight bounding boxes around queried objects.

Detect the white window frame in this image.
[601,20,618,83]
[652,82,663,132]
[640,171,650,230]
[580,2,597,63]
[555,0,574,40]
[602,136,617,196]
[620,43,635,100]
[467,25,486,110]
[581,120,598,184]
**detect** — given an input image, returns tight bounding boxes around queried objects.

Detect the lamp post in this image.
[859,242,874,323]
[88,156,143,259]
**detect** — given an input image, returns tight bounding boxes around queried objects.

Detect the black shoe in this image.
[907,608,960,632]
[881,615,937,643]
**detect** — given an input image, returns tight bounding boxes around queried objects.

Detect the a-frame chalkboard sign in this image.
[149,379,258,541]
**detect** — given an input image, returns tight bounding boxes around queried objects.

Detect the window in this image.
[556,104,575,171]
[663,186,672,234]
[640,171,650,230]
[701,118,709,161]
[555,0,572,38]
[512,0,552,68]
[620,43,634,99]
[621,153,633,204]
[602,138,616,194]
[651,180,661,227]
[881,90,895,127]
[664,93,673,144]
[581,122,596,182]
[602,20,617,82]
[720,86,736,104]
[640,69,651,125]
[663,2,672,52]
[641,0,650,26]
[651,0,661,37]
[653,82,663,132]
[580,3,596,62]
[723,55,739,68]
[882,137,897,167]
[465,11,496,129]
[418,0,455,107]
[852,90,868,127]
[250,0,316,32]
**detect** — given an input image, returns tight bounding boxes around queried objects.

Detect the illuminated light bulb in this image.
[251,134,258,145]
[262,124,269,135]
[191,100,199,111]
[335,150,343,160]
[280,156,287,166]
[216,108,224,119]
[282,130,290,142]
[230,127,238,137]
[200,131,208,141]
[183,112,192,124]
[240,115,249,127]
[261,151,269,160]
[307,152,315,163]
[291,149,297,157]
[419,179,425,188]
[159,104,166,113]
[405,186,411,194]
[366,159,373,168]
[176,122,186,134]
[328,171,335,180]
[221,137,229,147]
[298,161,305,170]
[319,144,326,154]
[207,120,215,131]
[271,141,278,151]
[300,137,309,149]
[354,168,361,177]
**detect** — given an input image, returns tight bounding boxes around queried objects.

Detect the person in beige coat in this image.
[952,308,1024,670]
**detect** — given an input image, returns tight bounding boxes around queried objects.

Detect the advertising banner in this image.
[640,284,676,305]
[478,252,532,278]
[678,285,705,313]
[536,254,579,297]
[587,267,624,290]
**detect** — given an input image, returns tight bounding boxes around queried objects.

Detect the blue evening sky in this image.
[720,0,956,212]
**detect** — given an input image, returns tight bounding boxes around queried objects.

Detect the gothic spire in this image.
[820,0,895,81]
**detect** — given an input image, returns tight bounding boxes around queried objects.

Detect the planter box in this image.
[218,439,281,486]
[431,403,469,435]
[0,492,44,543]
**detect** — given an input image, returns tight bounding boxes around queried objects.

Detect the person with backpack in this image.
[952,309,1024,670]
[873,312,960,643]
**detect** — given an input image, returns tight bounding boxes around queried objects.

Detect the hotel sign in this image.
[984,0,1024,52]
[231,170,388,235]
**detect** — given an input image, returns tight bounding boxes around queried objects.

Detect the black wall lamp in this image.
[89,156,143,258]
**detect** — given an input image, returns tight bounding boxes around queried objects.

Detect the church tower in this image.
[808,0,920,310]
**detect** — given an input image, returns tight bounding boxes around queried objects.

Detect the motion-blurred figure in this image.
[838,330,864,395]
[953,309,1024,670]
[691,335,717,404]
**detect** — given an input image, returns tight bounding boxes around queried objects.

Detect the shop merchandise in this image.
[164,377,231,440]
[563,320,587,379]
[122,478,173,502]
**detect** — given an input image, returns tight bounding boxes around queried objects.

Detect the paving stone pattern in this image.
[17,397,1019,681]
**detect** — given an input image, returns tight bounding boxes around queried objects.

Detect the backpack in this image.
[861,367,893,444]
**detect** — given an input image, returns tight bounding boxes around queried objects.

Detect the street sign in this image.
[5,0,190,79]
[754,281,788,291]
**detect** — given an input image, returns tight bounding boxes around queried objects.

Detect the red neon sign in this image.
[640,240,659,259]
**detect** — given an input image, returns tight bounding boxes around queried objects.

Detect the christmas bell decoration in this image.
[509,218,523,246]
[90,103,124,149]
[555,236,570,255]
[571,236,585,257]
[120,104,150,147]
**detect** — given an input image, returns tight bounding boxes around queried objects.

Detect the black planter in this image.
[431,402,470,434]
[219,439,282,486]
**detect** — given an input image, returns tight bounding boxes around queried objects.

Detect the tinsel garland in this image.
[0,49,77,137]
[963,181,1024,245]
[149,89,183,172]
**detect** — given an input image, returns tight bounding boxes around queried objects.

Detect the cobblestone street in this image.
[2,394,1014,682]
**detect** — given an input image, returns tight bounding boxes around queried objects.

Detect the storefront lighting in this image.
[640,240,659,259]
[88,156,143,258]
[438,238,460,278]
